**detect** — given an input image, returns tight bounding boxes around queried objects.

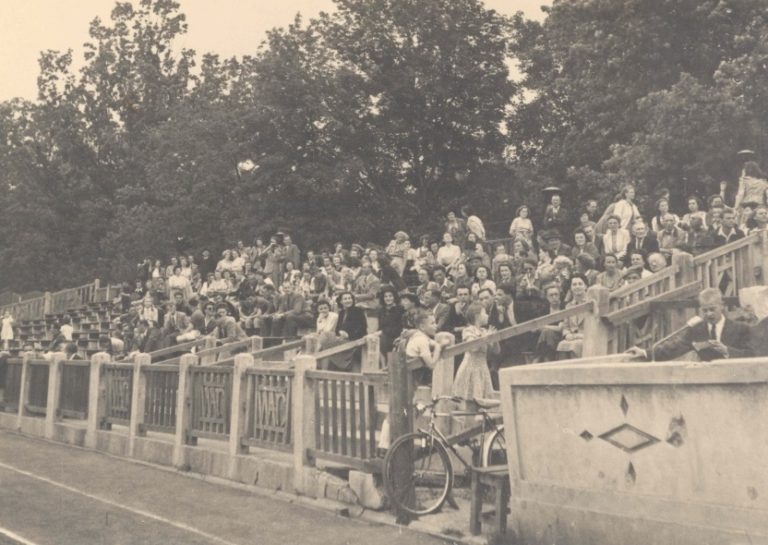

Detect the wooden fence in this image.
[304,369,385,472]
[190,366,233,440]
[2,359,23,412]
[104,363,133,426]
[59,360,90,419]
[143,364,178,433]
[0,279,123,322]
[241,368,294,451]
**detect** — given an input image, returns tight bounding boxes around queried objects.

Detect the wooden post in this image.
[292,354,317,494]
[44,352,65,439]
[760,231,768,286]
[16,353,31,429]
[128,354,150,457]
[582,285,612,358]
[388,349,415,522]
[361,334,381,374]
[173,353,200,468]
[200,336,217,365]
[303,334,320,355]
[43,292,52,316]
[431,332,455,398]
[249,336,263,354]
[228,354,253,478]
[671,252,695,330]
[85,353,111,448]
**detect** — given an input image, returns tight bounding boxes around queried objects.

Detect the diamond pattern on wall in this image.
[599,423,660,453]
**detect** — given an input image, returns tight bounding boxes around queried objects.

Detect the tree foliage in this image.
[3,0,768,291]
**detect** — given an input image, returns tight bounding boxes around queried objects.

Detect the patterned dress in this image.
[452,326,494,400]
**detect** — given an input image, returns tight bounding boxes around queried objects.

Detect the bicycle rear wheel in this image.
[482,426,507,467]
[383,431,453,516]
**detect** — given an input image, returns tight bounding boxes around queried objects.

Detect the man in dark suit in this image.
[442,286,471,335]
[625,222,659,267]
[627,288,752,361]
[133,320,162,354]
[422,288,449,332]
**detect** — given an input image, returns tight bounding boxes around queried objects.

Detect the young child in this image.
[452,303,499,401]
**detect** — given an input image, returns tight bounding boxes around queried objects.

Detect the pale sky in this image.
[0,0,548,102]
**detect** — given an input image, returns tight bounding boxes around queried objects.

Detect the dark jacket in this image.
[378,305,404,353]
[336,306,368,341]
[624,234,659,266]
[653,318,752,361]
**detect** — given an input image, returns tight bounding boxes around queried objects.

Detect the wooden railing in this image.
[59,360,90,419]
[0,279,123,322]
[608,263,678,312]
[2,358,24,412]
[304,369,385,472]
[26,360,50,414]
[190,366,232,440]
[143,364,178,433]
[103,363,133,426]
[241,368,294,451]
[311,332,382,374]
[692,232,763,296]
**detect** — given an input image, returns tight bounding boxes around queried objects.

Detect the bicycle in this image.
[382,395,506,517]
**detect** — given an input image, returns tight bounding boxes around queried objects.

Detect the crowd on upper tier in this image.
[5,160,763,389]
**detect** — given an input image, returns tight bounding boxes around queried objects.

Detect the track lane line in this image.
[0,460,239,545]
[0,526,40,545]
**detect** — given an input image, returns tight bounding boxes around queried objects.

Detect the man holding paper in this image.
[626,288,752,361]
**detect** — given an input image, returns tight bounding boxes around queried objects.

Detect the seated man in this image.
[627,288,752,361]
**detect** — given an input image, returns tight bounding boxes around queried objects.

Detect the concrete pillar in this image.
[44,352,66,439]
[85,353,111,448]
[16,353,31,430]
[173,353,200,468]
[582,285,612,358]
[128,354,150,457]
[292,354,318,494]
[228,354,254,478]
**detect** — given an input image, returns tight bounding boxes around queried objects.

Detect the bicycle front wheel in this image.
[383,431,453,516]
[482,426,507,467]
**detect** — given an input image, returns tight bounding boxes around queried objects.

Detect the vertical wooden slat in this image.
[321,379,329,452]
[358,381,367,459]
[340,380,347,456]
[313,379,321,451]
[367,384,377,457]
[331,379,338,453]
[349,381,357,458]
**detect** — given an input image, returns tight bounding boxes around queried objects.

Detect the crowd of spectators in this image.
[36,158,753,391]
[1,156,766,409]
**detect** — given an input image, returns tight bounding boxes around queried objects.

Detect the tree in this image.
[509,0,768,198]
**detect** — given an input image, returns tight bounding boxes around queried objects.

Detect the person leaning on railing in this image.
[625,288,752,362]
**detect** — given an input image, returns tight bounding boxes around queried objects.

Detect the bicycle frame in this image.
[416,406,503,471]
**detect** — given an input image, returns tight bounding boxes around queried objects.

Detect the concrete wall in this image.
[499,357,768,545]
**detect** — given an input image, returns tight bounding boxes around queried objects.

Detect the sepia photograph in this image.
[1,0,768,543]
